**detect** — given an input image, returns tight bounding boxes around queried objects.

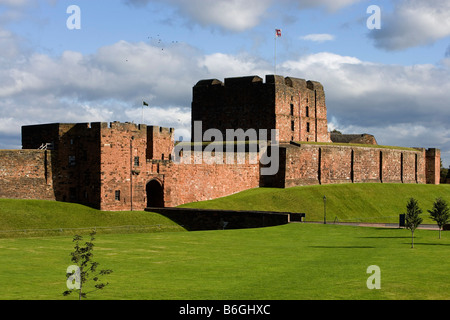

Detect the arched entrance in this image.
[146,179,164,208]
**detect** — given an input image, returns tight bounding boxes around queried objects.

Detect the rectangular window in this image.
[115,190,121,201]
[291,121,295,131]
[69,187,77,201]
[290,104,294,116]
[134,156,140,167]
[307,122,310,133]
[306,106,309,118]
[69,156,76,166]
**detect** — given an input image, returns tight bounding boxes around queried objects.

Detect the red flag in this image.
[275,29,282,37]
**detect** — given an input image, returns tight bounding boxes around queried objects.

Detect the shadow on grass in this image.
[359,236,411,239]
[404,242,450,247]
[309,246,375,249]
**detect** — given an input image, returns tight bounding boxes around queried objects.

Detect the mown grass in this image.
[179,183,450,224]
[0,223,449,300]
[0,199,185,237]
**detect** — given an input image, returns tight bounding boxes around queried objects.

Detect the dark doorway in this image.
[146,179,164,208]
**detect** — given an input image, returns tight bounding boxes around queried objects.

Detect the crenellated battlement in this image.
[1,75,441,212]
[192,74,329,143]
[194,75,323,91]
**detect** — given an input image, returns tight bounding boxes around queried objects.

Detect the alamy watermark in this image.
[367,5,381,30]
[366,265,381,289]
[172,121,280,176]
[66,5,81,30]
[66,265,81,290]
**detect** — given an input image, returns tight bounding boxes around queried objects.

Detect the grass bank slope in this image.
[179,183,450,223]
[0,199,185,237]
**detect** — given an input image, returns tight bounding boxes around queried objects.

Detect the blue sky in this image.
[0,0,449,165]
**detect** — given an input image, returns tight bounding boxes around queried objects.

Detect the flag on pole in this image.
[275,29,282,37]
[143,101,148,106]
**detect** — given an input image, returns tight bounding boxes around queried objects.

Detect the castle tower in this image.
[191,74,331,143]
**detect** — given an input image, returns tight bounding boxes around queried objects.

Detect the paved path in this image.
[300,221,439,230]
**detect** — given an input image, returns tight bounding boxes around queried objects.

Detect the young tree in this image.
[63,231,113,300]
[428,198,450,239]
[405,198,423,248]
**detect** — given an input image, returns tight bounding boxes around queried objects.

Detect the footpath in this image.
[302,221,439,230]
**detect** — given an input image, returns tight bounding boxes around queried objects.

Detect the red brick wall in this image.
[192,75,331,144]
[283,144,320,187]
[99,122,149,211]
[160,153,261,208]
[320,146,353,184]
[147,126,175,161]
[273,76,331,143]
[426,148,441,185]
[6,121,440,212]
[353,148,381,183]
[282,144,429,187]
[0,150,55,200]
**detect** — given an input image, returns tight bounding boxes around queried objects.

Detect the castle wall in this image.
[160,153,261,207]
[426,148,441,184]
[192,76,276,142]
[98,122,149,211]
[280,144,429,188]
[273,77,330,143]
[320,146,353,184]
[353,148,381,183]
[147,126,175,161]
[192,75,331,144]
[0,150,55,200]
[21,122,102,207]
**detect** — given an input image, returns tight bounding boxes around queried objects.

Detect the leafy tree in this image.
[63,231,113,300]
[428,198,450,239]
[405,198,423,248]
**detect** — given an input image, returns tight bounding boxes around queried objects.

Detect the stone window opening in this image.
[291,121,295,131]
[115,190,121,201]
[306,106,309,118]
[290,104,294,116]
[134,156,140,167]
[307,122,310,133]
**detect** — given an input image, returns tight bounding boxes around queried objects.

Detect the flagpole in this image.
[274,32,277,75]
[274,29,281,75]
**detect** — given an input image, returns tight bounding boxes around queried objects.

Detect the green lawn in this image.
[179,183,450,224]
[0,199,185,237]
[0,223,449,300]
[1,184,450,300]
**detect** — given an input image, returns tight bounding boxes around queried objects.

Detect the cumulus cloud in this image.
[280,52,450,164]
[293,0,361,11]
[369,0,450,51]
[124,0,361,31]
[0,38,272,146]
[125,0,272,32]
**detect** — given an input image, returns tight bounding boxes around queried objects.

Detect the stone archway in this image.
[146,179,164,208]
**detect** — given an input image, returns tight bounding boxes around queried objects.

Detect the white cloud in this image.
[125,0,272,32]
[124,0,361,31]
[0,39,272,147]
[175,0,272,32]
[280,52,450,165]
[200,53,271,78]
[369,0,450,51]
[300,33,335,43]
[293,0,361,11]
